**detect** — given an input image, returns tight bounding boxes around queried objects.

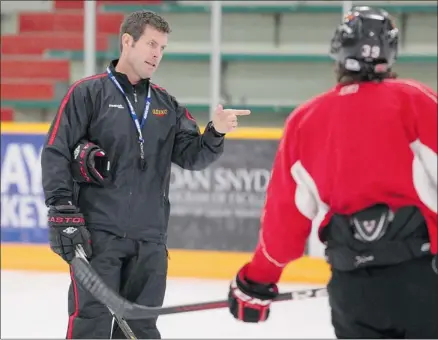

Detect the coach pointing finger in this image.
[212,104,251,134]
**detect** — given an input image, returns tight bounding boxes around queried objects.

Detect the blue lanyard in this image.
[106,67,151,170]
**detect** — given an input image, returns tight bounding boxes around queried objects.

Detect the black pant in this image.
[66,230,168,339]
[328,256,438,339]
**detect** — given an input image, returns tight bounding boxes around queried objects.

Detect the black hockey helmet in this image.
[329,6,399,75]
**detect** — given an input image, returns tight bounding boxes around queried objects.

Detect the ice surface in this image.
[1,270,334,338]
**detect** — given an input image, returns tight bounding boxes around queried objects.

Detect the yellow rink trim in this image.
[0,123,284,140]
[1,244,330,284]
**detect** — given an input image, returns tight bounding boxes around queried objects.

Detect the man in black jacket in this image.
[41,10,250,339]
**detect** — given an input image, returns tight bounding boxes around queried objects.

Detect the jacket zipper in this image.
[126,87,137,235]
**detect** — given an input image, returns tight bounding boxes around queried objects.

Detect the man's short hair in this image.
[119,10,171,52]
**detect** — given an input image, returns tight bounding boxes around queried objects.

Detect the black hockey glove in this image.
[71,140,110,187]
[48,205,92,263]
[228,264,278,323]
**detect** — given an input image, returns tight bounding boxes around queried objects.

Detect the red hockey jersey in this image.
[246,79,437,284]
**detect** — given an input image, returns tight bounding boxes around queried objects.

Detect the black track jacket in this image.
[41,59,224,243]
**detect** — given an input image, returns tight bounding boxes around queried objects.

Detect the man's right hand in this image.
[48,205,92,263]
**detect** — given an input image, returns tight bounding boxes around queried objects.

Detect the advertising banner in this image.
[0,133,276,251]
[1,131,324,258]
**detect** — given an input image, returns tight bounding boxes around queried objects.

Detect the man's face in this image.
[127,25,168,79]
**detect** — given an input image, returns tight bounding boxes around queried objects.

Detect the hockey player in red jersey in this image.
[227,6,437,338]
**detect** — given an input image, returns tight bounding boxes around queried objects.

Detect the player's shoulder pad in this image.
[287,88,336,125]
[384,78,437,102]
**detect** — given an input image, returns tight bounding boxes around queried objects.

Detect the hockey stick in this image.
[74,246,138,339]
[71,247,328,320]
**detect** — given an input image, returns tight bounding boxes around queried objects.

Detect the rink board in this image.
[1,244,329,283]
[0,123,329,284]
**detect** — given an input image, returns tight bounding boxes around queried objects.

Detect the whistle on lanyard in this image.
[139,141,146,171]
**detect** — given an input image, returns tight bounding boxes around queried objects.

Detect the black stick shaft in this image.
[149,288,327,316]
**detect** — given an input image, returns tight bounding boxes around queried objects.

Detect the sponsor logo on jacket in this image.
[152,109,168,116]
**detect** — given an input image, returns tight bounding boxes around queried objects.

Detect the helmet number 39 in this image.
[361,45,381,59]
